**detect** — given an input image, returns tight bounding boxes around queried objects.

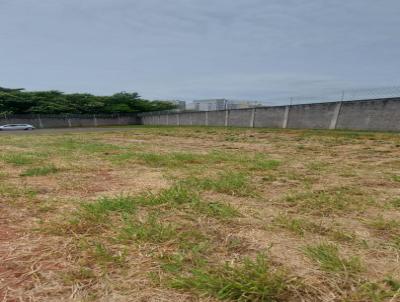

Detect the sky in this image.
[0,0,399,102]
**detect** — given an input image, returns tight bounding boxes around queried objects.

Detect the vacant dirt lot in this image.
[1,126,399,301]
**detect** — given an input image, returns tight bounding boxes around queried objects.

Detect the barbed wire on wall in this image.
[259,85,400,107]
[139,85,400,115]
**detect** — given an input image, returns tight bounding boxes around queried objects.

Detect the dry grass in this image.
[1,126,400,301]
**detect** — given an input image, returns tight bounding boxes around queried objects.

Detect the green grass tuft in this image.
[390,198,400,208]
[1,153,36,165]
[391,175,400,182]
[304,243,362,274]
[91,242,125,266]
[193,171,255,197]
[139,184,199,206]
[272,214,328,237]
[78,195,137,223]
[285,187,370,215]
[20,165,59,176]
[120,214,176,243]
[137,152,202,167]
[248,155,280,171]
[170,253,290,302]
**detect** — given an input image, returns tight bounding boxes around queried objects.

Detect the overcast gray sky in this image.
[0,0,399,101]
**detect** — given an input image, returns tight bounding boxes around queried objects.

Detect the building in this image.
[191,99,228,111]
[189,99,264,111]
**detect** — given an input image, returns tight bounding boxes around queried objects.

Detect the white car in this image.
[0,124,35,131]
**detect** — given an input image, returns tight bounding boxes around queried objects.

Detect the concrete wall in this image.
[179,113,193,125]
[229,109,253,127]
[336,99,400,131]
[0,114,139,129]
[287,102,339,129]
[254,106,287,128]
[139,97,400,132]
[207,111,226,126]
[192,112,207,126]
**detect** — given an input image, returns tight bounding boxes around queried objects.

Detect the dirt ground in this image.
[1,126,399,301]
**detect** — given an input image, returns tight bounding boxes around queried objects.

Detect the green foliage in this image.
[0,87,176,114]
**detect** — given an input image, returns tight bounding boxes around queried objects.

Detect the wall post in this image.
[93,114,98,127]
[329,102,342,130]
[250,108,256,127]
[224,110,229,127]
[38,115,44,128]
[177,114,180,126]
[282,106,290,129]
[166,114,169,125]
[205,111,209,126]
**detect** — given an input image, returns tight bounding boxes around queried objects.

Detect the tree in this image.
[0,87,177,114]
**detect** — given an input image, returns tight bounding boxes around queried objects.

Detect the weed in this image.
[272,214,328,236]
[77,195,137,223]
[194,201,240,219]
[248,156,280,171]
[193,171,255,197]
[0,183,37,199]
[353,281,397,302]
[20,165,59,176]
[170,253,291,302]
[391,175,400,182]
[329,230,356,243]
[139,184,199,206]
[1,153,36,165]
[390,198,400,209]
[90,242,125,266]
[367,216,400,239]
[385,276,400,292]
[107,152,136,164]
[304,243,362,274]
[285,187,370,215]
[120,214,176,243]
[137,152,202,167]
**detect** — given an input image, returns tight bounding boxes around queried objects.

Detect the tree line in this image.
[0,87,176,115]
